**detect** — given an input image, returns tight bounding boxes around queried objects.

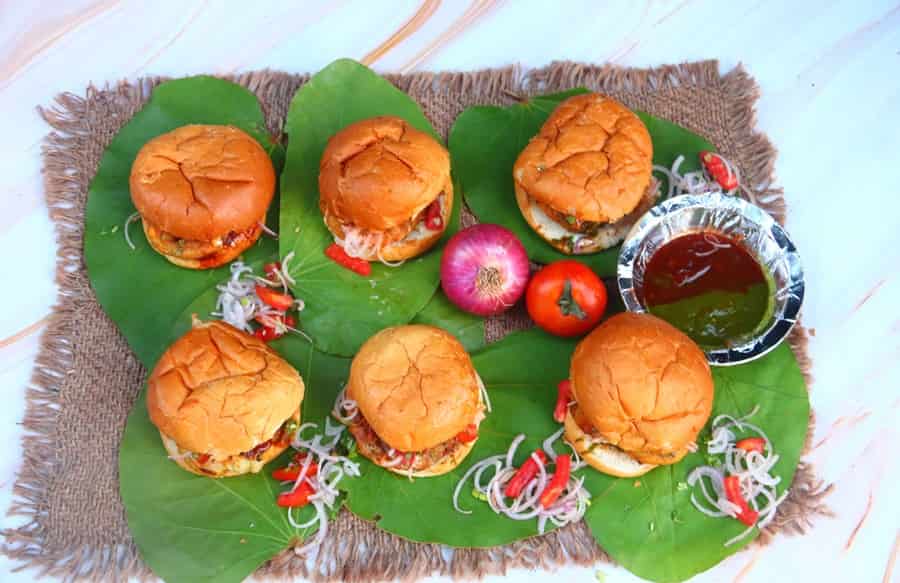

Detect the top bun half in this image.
[570,313,713,465]
[147,321,304,457]
[513,93,653,224]
[129,125,276,241]
[318,116,450,232]
[347,325,480,452]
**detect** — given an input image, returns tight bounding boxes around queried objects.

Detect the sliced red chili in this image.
[735,437,766,454]
[276,482,315,508]
[700,151,738,191]
[254,325,279,342]
[539,454,571,509]
[553,379,572,423]
[264,262,281,280]
[255,285,294,311]
[456,423,479,443]
[325,243,371,276]
[723,475,759,526]
[504,450,548,498]
[195,453,211,465]
[424,199,443,230]
[272,461,318,482]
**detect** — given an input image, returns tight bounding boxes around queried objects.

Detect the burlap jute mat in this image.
[3,61,831,582]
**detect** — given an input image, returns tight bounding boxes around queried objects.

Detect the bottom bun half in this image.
[514,181,658,255]
[381,437,477,478]
[142,218,264,270]
[160,408,298,478]
[563,410,656,478]
[324,185,453,263]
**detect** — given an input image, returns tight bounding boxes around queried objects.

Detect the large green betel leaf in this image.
[279,59,460,357]
[120,332,352,583]
[580,342,809,582]
[339,330,808,582]
[449,90,715,277]
[84,75,283,368]
[341,329,578,546]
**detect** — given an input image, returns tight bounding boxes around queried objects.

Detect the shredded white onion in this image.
[123,212,141,251]
[331,386,359,424]
[453,432,590,534]
[541,427,565,462]
[652,151,742,200]
[284,419,361,557]
[280,251,297,286]
[211,259,306,337]
[259,221,278,238]
[687,405,789,546]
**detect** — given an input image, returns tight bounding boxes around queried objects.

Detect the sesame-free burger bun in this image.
[514,94,653,223]
[347,325,481,453]
[569,313,714,471]
[513,94,655,253]
[147,320,304,476]
[319,116,452,261]
[383,379,484,479]
[129,125,276,269]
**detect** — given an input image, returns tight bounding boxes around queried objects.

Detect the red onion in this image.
[440,224,529,316]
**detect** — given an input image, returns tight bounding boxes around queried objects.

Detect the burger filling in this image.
[335,193,446,262]
[144,220,263,262]
[568,403,682,464]
[165,414,299,476]
[346,404,485,473]
[529,177,660,253]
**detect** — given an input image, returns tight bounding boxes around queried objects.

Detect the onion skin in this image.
[440,224,530,316]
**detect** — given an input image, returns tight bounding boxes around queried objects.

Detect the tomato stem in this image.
[556,279,587,320]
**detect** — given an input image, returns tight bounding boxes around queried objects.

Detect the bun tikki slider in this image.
[513,93,659,254]
[147,320,304,478]
[129,125,276,269]
[340,325,485,478]
[565,313,714,477]
[319,116,452,264]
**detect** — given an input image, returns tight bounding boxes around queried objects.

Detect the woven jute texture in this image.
[3,61,831,582]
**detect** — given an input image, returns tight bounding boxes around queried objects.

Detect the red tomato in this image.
[525,260,607,337]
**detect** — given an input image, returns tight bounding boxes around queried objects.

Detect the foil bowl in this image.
[617,192,804,366]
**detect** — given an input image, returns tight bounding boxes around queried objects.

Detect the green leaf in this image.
[411,291,486,352]
[120,330,352,583]
[449,90,715,276]
[340,328,577,546]
[84,75,283,368]
[580,343,809,582]
[279,59,459,357]
[339,329,808,581]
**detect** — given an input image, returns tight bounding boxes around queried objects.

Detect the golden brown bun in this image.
[513,93,652,224]
[160,409,298,478]
[563,410,656,477]
[372,375,483,478]
[347,325,480,452]
[130,125,275,242]
[318,116,451,234]
[142,218,263,270]
[570,313,713,466]
[147,320,304,459]
[324,182,453,262]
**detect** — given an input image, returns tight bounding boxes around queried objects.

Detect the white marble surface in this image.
[1,1,898,582]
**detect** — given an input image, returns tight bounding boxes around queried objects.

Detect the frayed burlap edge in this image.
[2,61,831,583]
